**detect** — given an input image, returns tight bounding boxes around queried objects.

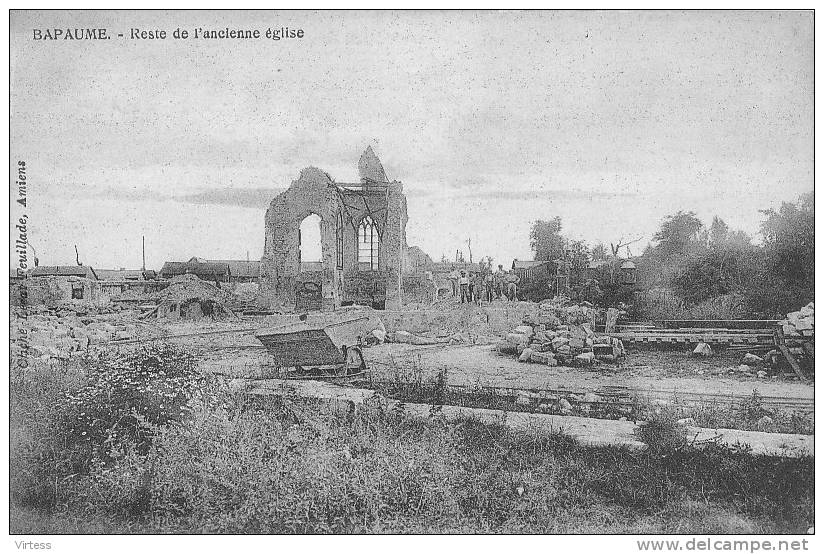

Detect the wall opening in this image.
[358,216,380,271]
[336,212,344,270]
[299,214,323,272]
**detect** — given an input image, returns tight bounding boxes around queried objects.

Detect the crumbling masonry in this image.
[261,147,408,311]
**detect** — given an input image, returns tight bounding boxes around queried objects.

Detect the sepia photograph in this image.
[7,8,816,544]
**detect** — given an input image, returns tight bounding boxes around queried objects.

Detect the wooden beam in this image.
[775,325,808,382]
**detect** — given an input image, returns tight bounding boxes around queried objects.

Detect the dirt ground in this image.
[360,343,813,409]
[31,306,809,414]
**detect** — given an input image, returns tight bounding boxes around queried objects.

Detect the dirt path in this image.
[240,377,814,457]
[364,344,814,410]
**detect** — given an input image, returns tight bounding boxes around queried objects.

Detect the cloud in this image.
[87,187,173,203]
[174,188,283,210]
[83,186,283,210]
[467,189,640,201]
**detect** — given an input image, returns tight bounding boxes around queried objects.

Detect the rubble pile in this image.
[153,274,236,320]
[725,303,814,378]
[779,302,814,340]
[156,274,233,303]
[10,307,143,362]
[495,301,625,367]
[533,297,599,326]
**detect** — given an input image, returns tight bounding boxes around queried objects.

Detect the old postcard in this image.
[7,8,815,546]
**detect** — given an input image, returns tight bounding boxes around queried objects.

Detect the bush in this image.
[62,344,206,463]
[10,361,87,510]
[10,344,211,516]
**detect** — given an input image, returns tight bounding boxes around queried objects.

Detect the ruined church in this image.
[261,147,409,311]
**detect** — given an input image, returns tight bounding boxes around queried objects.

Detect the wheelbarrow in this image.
[254,316,370,382]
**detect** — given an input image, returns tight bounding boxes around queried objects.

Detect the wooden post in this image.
[605,308,619,335]
[775,325,808,382]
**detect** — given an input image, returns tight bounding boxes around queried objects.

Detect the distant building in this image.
[193,258,261,283]
[619,260,637,285]
[30,265,99,280]
[159,257,261,284]
[511,259,552,281]
[587,258,637,286]
[96,268,163,298]
[96,268,157,281]
[159,260,230,283]
[19,265,103,304]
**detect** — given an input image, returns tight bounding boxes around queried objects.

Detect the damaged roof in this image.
[29,265,99,279]
[160,261,229,278]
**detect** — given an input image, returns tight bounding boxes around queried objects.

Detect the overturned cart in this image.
[255,316,370,382]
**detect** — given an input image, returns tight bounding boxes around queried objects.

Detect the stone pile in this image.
[532,297,598,327]
[496,314,625,368]
[779,302,814,340]
[10,307,140,362]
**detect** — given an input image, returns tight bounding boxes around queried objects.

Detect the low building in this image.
[192,258,261,283]
[587,259,638,286]
[159,260,230,283]
[96,268,157,281]
[15,265,106,305]
[96,268,164,299]
[30,265,99,280]
[620,260,637,285]
[511,260,552,281]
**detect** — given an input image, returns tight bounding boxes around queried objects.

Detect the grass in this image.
[10,350,815,534]
[365,365,813,435]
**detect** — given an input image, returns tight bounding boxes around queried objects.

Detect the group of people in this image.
[436,265,521,304]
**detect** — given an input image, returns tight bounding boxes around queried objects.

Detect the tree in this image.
[671,242,757,305]
[591,243,609,261]
[759,192,814,290]
[529,217,565,263]
[744,192,815,316]
[567,239,591,286]
[708,216,729,246]
[652,211,703,258]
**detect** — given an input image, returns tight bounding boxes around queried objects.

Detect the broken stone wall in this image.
[261,151,409,312]
[261,167,343,311]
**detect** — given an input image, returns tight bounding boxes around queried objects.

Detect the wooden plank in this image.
[775,325,807,382]
[779,344,808,382]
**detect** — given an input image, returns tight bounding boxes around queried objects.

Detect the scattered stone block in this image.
[692,342,713,357]
[742,353,763,366]
[575,352,595,365]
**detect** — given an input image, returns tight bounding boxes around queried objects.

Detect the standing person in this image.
[473,273,482,304]
[448,268,459,298]
[426,270,437,305]
[467,272,475,304]
[459,270,470,303]
[494,264,507,299]
[484,271,495,303]
[506,270,521,301]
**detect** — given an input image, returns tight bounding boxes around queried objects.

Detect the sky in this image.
[9,10,814,270]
